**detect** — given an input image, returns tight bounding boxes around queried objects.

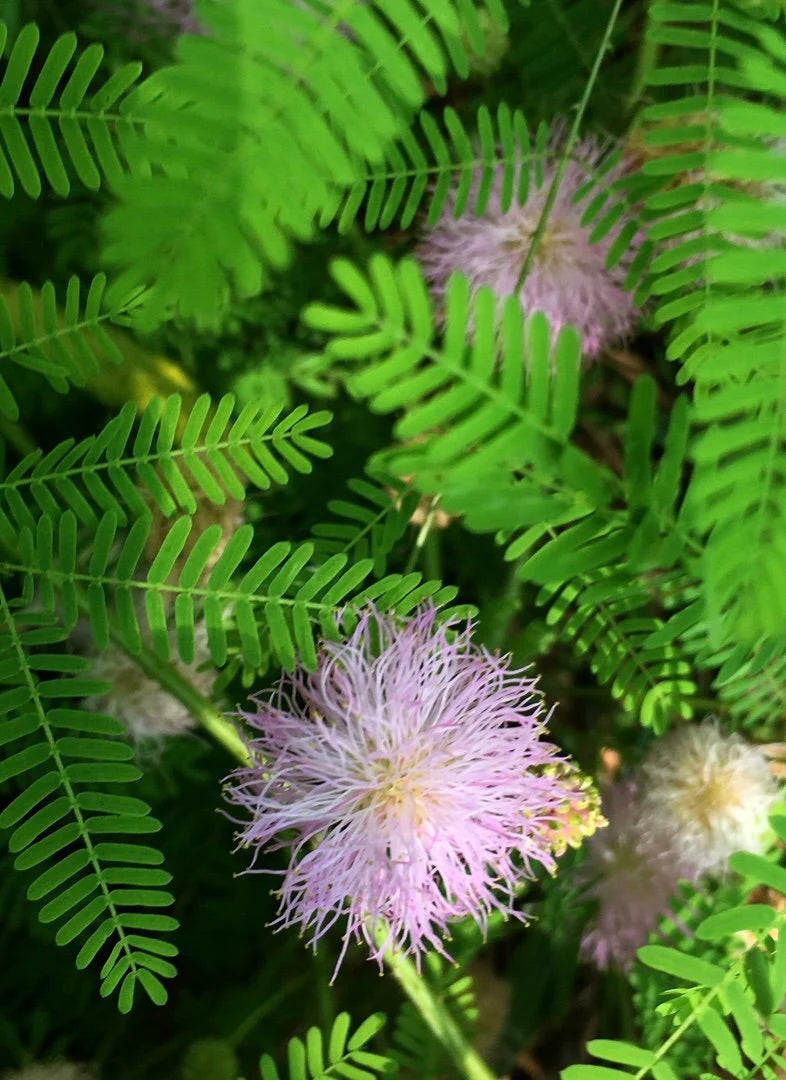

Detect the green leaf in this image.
[637,945,724,987]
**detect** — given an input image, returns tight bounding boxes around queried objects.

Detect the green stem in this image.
[515,0,626,292]
[625,0,659,119]
[113,634,251,766]
[373,925,499,1080]
[0,415,37,457]
[404,494,443,575]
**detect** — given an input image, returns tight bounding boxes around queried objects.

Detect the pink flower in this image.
[417,131,644,358]
[226,607,582,973]
[579,781,690,971]
[144,0,200,34]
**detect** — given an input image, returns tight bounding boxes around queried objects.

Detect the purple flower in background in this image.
[94,0,201,45]
[417,132,644,359]
[579,781,690,971]
[226,607,582,973]
[146,0,200,33]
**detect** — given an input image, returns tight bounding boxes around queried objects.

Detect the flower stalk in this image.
[373,923,499,1080]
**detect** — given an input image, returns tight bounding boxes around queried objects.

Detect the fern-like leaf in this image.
[7,510,462,672]
[0,275,136,422]
[0,591,177,1011]
[0,393,332,541]
[305,255,612,499]
[311,475,418,575]
[0,22,146,198]
[103,0,504,328]
[562,822,786,1079]
[639,1,786,646]
[257,1012,395,1080]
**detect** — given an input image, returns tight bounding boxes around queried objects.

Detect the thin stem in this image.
[625,7,660,119]
[374,924,498,1080]
[120,636,251,765]
[514,0,626,291]
[405,494,443,575]
[0,415,37,457]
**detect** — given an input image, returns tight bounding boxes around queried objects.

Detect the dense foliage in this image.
[1,1,786,1078]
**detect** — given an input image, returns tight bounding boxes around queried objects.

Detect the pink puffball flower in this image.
[225,607,583,973]
[416,131,644,359]
[579,781,691,972]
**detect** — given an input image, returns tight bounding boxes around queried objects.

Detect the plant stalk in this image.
[373,923,499,1080]
[515,0,626,291]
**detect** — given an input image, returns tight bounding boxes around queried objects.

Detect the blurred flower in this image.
[639,720,779,877]
[417,131,644,358]
[2,1066,93,1080]
[85,620,213,742]
[91,0,201,45]
[461,11,509,78]
[146,0,200,33]
[226,606,581,972]
[579,781,688,971]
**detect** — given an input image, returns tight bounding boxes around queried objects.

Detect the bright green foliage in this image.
[561,818,786,1079]
[1,0,785,1055]
[322,104,644,243]
[102,0,508,329]
[0,590,177,1011]
[323,103,541,233]
[306,257,698,728]
[5,510,460,671]
[0,274,133,422]
[0,22,145,198]
[714,639,786,731]
[305,255,597,486]
[0,393,332,540]
[254,1012,396,1080]
[640,2,786,647]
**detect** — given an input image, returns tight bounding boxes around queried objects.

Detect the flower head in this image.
[85,621,213,743]
[92,0,200,48]
[226,607,582,972]
[2,1066,92,1080]
[639,720,779,876]
[417,131,644,358]
[579,781,688,971]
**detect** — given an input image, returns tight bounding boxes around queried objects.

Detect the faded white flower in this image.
[85,621,214,742]
[3,1065,93,1080]
[639,720,779,876]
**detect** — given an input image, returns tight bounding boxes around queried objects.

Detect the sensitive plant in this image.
[227,605,593,973]
[416,131,645,358]
[1,1,786,1079]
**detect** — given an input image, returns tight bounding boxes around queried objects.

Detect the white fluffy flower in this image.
[85,622,213,742]
[639,721,779,876]
[2,1065,92,1080]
